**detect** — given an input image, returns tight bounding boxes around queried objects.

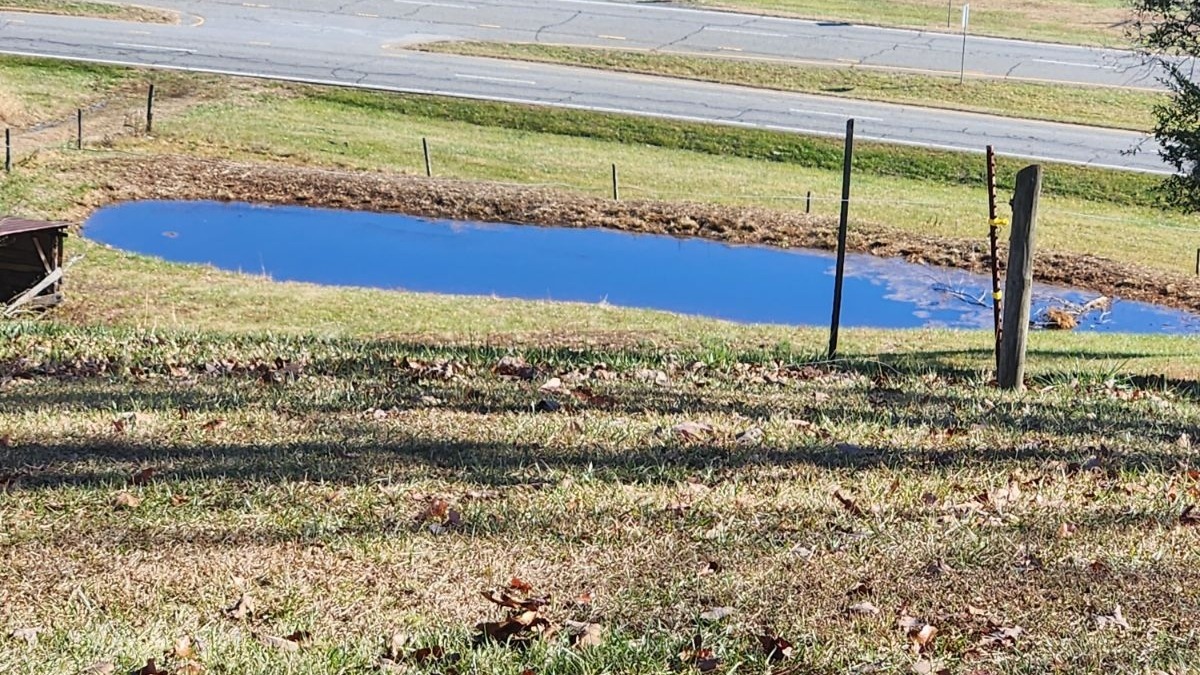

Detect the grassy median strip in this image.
[420,42,1162,132]
[683,0,1132,47]
[0,0,175,22]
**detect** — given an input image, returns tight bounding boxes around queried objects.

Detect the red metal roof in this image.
[0,216,68,237]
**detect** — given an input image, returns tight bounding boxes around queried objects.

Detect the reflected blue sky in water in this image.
[84,201,1200,334]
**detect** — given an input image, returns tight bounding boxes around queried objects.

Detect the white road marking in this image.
[790,108,882,122]
[598,34,626,40]
[717,46,743,52]
[129,30,152,35]
[248,40,272,46]
[241,2,269,7]
[477,23,501,28]
[455,73,536,85]
[0,48,1165,175]
[393,0,477,8]
[356,12,380,17]
[1032,58,1119,70]
[704,27,787,38]
[114,42,195,53]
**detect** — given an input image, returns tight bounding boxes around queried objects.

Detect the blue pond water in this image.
[84,201,1200,334]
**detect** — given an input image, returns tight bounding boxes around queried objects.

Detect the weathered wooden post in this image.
[828,118,854,360]
[998,164,1041,390]
[4,129,10,173]
[146,83,156,133]
[76,109,82,150]
[806,190,812,214]
[422,137,432,177]
[611,163,619,201]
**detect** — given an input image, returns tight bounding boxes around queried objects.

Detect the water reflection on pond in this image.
[83,201,1200,334]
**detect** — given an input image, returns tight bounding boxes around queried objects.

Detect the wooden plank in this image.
[3,267,63,316]
[998,164,1041,390]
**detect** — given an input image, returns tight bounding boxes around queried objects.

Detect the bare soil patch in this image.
[76,155,1200,315]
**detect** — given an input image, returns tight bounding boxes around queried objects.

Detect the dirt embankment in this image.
[80,155,1200,314]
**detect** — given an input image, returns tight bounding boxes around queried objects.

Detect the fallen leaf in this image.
[508,577,533,593]
[132,467,157,485]
[697,559,721,576]
[495,355,536,380]
[113,491,142,510]
[911,659,950,675]
[845,580,872,597]
[258,631,309,652]
[170,493,189,507]
[735,427,763,445]
[1096,604,1130,631]
[1181,505,1200,526]
[699,606,733,622]
[172,635,197,659]
[848,601,880,616]
[223,593,255,621]
[8,627,40,646]
[84,662,116,675]
[176,661,205,675]
[533,398,561,413]
[201,419,226,432]
[899,616,937,654]
[565,621,604,649]
[539,377,563,392]
[131,659,167,675]
[978,625,1023,649]
[833,490,864,517]
[756,633,794,661]
[673,421,713,440]
[575,590,593,606]
[1057,522,1077,539]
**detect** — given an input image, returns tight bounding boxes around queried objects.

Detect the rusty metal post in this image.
[612,163,619,201]
[986,145,1002,371]
[422,137,431,177]
[828,118,854,360]
[76,109,82,150]
[146,83,156,134]
[4,128,10,173]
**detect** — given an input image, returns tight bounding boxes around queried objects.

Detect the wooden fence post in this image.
[806,190,812,214]
[828,118,854,360]
[611,163,619,201]
[998,164,1041,390]
[4,129,10,173]
[422,137,432,177]
[146,83,156,134]
[76,109,82,150]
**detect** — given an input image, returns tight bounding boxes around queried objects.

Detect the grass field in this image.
[684,0,1133,46]
[0,0,175,22]
[421,42,1163,131]
[2,52,1200,674]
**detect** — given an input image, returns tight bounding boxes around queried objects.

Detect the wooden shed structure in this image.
[0,216,67,314]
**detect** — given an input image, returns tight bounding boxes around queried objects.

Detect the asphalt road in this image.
[0,1,1172,172]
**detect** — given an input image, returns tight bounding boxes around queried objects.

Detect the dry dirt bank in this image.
[77,155,1200,315]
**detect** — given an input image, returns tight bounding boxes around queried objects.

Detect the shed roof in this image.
[0,216,68,237]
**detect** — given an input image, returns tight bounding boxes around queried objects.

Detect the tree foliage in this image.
[1132,0,1200,210]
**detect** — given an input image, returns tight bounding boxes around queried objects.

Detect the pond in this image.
[84,201,1200,334]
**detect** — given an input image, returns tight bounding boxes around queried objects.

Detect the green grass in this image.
[421,42,1163,131]
[684,0,1133,47]
[0,56,137,126]
[0,0,175,22]
[3,52,1200,674]
[101,85,1197,279]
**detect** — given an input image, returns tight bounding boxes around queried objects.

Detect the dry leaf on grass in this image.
[131,659,168,675]
[1181,505,1200,526]
[8,627,40,646]
[1096,605,1131,631]
[678,635,720,673]
[699,606,734,622]
[564,621,604,649]
[911,659,950,675]
[848,601,880,616]
[223,593,256,621]
[171,635,197,659]
[978,625,1024,649]
[132,467,157,485]
[673,421,713,440]
[833,490,865,517]
[114,492,142,510]
[258,630,310,652]
[508,577,534,593]
[756,632,794,661]
[898,616,937,654]
[84,662,116,675]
